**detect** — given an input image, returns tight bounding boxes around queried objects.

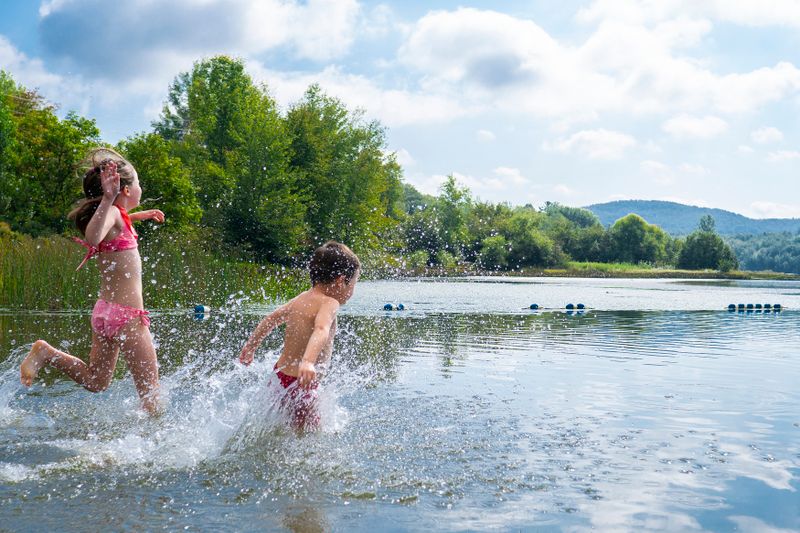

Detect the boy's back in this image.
[239,241,360,393]
[275,289,339,377]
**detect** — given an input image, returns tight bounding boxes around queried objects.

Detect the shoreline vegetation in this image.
[2,233,795,311]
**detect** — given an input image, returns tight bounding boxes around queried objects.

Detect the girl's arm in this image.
[298,300,340,388]
[130,209,165,223]
[239,302,291,365]
[84,162,121,246]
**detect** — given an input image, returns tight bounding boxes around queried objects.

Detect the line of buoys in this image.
[383,303,405,311]
[728,303,781,312]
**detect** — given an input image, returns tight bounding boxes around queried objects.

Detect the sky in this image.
[1,0,799,219]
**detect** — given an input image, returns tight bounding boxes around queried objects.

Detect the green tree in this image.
[116,133,202,229]
[607,214,670,264]
[154,56,255,215]
[502,208,559,268]
[478,235,509,270]
[678,216,739,271]
[152,56,309,259]
[286,84,404,251]
[224,87,307,262]
[0,73,100,235]
[699,214,715,233]
[542,202,600,228]
[436,175,471,256]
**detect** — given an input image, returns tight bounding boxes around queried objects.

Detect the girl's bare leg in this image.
[20,334,119,392]
[119,320,160,415]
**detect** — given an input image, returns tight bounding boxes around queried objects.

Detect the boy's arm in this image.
[239,303,291,365]
[320,316,337,362]
[298,300,340,389]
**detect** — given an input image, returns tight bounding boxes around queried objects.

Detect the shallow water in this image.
[1,278,799,532]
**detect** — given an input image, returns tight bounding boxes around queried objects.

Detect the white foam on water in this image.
[0,346,356,481]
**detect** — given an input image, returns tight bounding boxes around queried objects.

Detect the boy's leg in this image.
[119,320,160,415]
[21,334,120,392]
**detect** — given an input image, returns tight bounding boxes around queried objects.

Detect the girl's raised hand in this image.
[99,161,120,199]
[143,209,165,223]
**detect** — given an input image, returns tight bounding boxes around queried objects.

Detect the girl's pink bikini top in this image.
[73,206,138,270]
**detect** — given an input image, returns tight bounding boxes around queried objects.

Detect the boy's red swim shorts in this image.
[274,366,320,430]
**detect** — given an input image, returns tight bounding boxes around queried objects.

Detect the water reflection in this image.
[0,304,798,531]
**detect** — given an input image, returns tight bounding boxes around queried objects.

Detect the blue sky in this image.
[1,0,799,218]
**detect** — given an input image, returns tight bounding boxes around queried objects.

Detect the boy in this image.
[239,241,360,430]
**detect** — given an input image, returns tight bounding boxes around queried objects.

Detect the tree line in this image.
[728,232,800,274]
[0,56,742,272]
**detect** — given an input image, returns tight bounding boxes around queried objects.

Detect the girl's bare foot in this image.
[20,340,54,386]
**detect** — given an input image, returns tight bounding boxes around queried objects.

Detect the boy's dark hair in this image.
[309,241,361,285]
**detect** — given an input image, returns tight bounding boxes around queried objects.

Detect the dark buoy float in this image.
[565,303,575,310]
[194,304,209,320]
[529,303,539,310]
[727,304,736,311]
[577,303,585,310]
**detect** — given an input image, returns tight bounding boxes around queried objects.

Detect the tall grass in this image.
[0,231,306,310]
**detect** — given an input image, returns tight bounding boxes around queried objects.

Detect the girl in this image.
[20,148,164,414]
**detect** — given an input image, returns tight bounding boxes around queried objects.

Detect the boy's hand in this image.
[298,361,317,389]
[239,347,254,366]
[139,209,165,223]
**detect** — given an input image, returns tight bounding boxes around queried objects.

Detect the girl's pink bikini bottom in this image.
[91,299,150,338]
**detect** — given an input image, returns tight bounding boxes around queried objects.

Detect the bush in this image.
[407,250,429,270]
[478,235,508,270]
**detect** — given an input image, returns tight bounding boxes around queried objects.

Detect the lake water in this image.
[1,278,799,532]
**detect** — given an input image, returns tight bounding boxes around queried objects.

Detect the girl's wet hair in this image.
[68,148,135,235]
[309,241,361,285]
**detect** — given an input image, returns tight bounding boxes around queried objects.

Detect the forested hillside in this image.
[587,200,800,236]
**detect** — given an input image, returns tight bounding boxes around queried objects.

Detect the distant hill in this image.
[585,200,800,236]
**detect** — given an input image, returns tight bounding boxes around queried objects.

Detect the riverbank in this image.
[3,235,797,310]
[372,260,800,281]
[521,261,800,280]
[0,232,306,310]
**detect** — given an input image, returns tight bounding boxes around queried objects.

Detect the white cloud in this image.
[662,114,728,139]
[398,7,800,125]
[492,167,527,185]
[657,195,711,207]
[393,148,415,168]
[0,35,89,112]
[750,126,784,144]
[766,150,800,162]
[247,65,467,127]
[738,144,755,153]
[640,160,673,184]
[578,0,800,29]
[477,129,496,141]
[749,201,800,218]
[553,184,574,196]
[677,163,709,176]
[641,160,709,185]
[544,129,638,160]
[38,0,361,81]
